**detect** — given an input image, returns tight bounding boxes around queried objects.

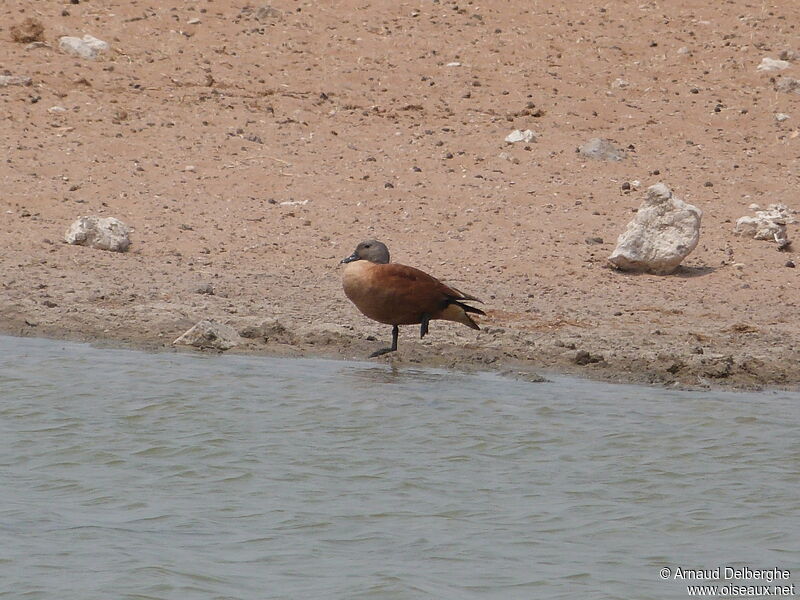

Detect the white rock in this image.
[48,106,67,113]
[608,183,702,275]
[775,77,800,94]
[255,5,283,20]
[0,75,32,87]
[779,49,800,62]
[504,129,536,143]
[775,113,790,122]
[757,57,791,72]
[173,320,241,351]
[498,151,520,164]
[734,204,795,248]
[65,216,131,252]
[446,62,462,67]
[187,18,201,24]
[58,35,109,60]
[611,78,630,89]
[579,138,625,161]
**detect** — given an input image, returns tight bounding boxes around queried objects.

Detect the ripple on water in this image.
[0,336,798,599]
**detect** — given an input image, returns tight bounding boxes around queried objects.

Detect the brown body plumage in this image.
[340,240,485,356]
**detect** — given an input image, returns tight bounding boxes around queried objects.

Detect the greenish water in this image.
[0,336,798,599]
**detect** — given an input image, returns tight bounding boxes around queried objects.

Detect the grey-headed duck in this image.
[340,240,485,357]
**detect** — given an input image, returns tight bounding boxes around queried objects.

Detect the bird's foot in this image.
[369,347,396,358]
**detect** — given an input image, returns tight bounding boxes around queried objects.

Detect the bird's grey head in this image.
[341,240,390,265]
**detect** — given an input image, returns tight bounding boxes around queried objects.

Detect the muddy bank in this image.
[2,293,796,391]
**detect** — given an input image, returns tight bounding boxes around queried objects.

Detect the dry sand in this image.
[2,0,799,389]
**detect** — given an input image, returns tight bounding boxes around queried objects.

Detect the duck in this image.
[340,240,485,357]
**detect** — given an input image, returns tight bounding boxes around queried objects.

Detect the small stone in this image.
[238,318,290,342]
[621,181,631,191]
[585,236,604,245]
[498,151,520,164]
[184,165,196,172]
[504,129,536,143]
[0,75,32,87]
[785,260,796,268]
[779,49,800,61]
[611,78,630,89]
[446,62,461,67]
[187,18,201,24]
[48,106,68,114]
[757,57,791,72]
[775,77,800,95]
[194,283,215,295]
[775,113,790,122]
[65,216,131,252]
[573,350,602,365]
[578,138,625,161]
[255,5,283,20]
[42,300,58,308]
[58,35,110,60]
[173,320,241,351]
[734,204,796,248]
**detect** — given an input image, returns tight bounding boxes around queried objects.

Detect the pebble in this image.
[0,75,32,87]
[573,350,603,365]
[498,151,520,164]
[173,320,241,351]
[775,113,790,122]
[775,77,800,95]
[48,106,67,113]
[65,216,131,252]
[578,138,625,161]
[187,18,201,24]
[194,283,215,295]
[504,129,536,144]
[757,57,791,72]
[255,6,283,20]
[779,49,800,61]
[786,261,796,268]
[58,35,110,60]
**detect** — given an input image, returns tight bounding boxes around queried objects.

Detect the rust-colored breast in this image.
[342,261,446,325]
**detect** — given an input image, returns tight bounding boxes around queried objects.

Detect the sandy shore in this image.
[2,0,799,390]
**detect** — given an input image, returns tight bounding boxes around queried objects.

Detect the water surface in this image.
[1,336,798,599]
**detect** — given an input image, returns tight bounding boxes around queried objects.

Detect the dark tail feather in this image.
[453,300,485,330]
[455,300,486,316]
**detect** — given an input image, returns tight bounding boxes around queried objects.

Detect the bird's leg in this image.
[369,325,399,357]
[420,313,430,339]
